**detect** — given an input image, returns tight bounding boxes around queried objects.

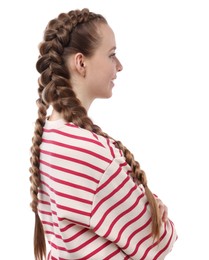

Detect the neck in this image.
[48,110,63,121]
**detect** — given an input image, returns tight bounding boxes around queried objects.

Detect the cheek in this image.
[102,63,115,80]
[91,74,112,98]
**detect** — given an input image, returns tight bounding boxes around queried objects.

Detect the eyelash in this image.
[110,53,116,58]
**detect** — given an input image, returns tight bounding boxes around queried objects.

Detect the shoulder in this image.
[64,123,118,158]
[42,120,123,164]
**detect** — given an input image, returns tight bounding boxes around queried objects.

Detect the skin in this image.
[156,198,168,223]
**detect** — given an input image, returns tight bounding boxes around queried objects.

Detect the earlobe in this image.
[74,53,86,77]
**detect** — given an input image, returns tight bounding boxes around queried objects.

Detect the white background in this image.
[1,0,209,259]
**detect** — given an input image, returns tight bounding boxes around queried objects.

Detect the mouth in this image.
[112,76,116,83]
[111,76,117,87]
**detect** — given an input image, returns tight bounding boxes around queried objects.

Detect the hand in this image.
[155,198,168,223]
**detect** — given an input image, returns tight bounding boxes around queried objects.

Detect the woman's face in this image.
[84,23,123,101]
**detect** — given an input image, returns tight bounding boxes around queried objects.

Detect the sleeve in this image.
[90,157,177,260]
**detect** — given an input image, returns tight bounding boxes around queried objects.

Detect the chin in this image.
[106,92,113,99]
[98,91,113,99]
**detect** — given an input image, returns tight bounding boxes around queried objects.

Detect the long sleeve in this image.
[90,156,177,260]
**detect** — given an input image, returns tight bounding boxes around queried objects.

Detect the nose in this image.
[116,57,123,72]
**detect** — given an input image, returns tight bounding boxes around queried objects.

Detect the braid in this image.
[114,141,161,240]
[30,8,161,259]
[29,95,48,259]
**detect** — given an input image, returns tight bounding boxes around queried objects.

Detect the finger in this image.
[157,199,168,222]
[160,204,168,222]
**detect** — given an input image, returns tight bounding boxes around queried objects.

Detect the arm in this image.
[90,157,177,260]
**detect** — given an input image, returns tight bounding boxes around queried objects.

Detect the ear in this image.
[74,53,86,77]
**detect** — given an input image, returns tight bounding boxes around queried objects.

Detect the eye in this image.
[110,53,116,58]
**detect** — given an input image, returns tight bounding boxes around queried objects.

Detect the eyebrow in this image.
[108,46,116,52]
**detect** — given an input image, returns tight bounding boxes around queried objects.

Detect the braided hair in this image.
[29,8,161,260]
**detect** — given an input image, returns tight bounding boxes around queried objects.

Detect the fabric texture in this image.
[38,119,177,260]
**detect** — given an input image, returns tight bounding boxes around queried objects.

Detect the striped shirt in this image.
[38,119,177,260]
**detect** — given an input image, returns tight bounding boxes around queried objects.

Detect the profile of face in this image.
[85,24,123,99]
[68,23,123,109]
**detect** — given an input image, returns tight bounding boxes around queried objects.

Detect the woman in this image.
[29,8,177,260]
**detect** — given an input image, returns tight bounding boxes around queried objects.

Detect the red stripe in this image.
[80,240,112,260]
[57,216,89,228]
[52,210,57,216]
[38,209,52,216]
[140,231,167,259]
[92,132,99,140]
[50,240,112,260]
[38,189,49,197]
[130,233,152,257]
[40,200,90,228]
[65,123,78,128]
[60,223,75,232]
[153,221,175,260]
[40,179,92,205]
[41,149,105,173]
[43,127,105,147]
[95,162,128,193]
[106,138,115,157]
[49,235,98,253]
[42,220,58,227]
[42,138,111,163]
[59,223,74,232]
[56,203,91,217]
[103,189,145,238]
[93,176,130,231]
[114,201,148,243]
[129,221,170,259]
[40,161,97,192]
[91,168,128,216]
[39,209,58,219]
[103,248,121,260]
[39,197,91,222]
[67,235,98,253]
[38,199,50,205]
[45,230,62,240]
[122,218,152,250]
[63,228,89,243]
[51,256,69,260]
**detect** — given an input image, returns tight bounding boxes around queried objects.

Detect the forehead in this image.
[97,23,116,51]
